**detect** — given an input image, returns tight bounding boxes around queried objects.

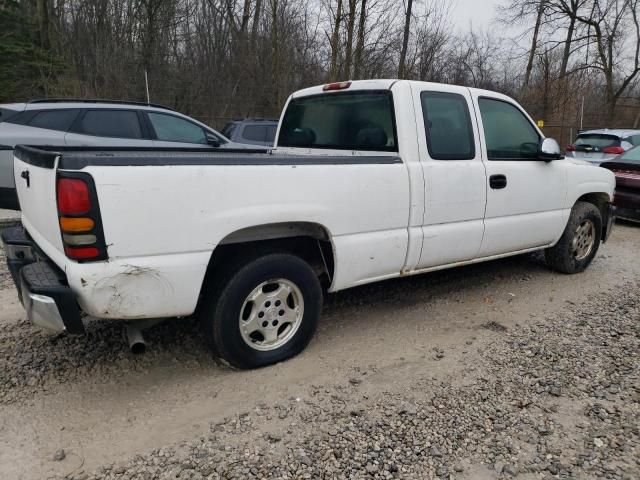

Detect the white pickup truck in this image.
[2,80,615,368]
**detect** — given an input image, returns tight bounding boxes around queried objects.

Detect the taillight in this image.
[57,178,91,215]
[323,81,352,91]
[602,146,624,154]
[566,144,576,152]
[57,174,107,262]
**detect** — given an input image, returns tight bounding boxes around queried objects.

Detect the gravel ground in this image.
[0,227,638,480]
[71,285,638,480]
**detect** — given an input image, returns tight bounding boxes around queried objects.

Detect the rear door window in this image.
[574,134,620,151]
[242,125,269,143]
[76,110,143,139]
[27,109,79,132]
[421,92,475,160]
[278,91,398,151]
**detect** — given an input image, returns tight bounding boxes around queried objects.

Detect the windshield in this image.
[278,91,398,152]
[574,134,620,148]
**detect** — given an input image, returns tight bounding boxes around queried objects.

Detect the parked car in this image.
[601,145,640,222]
[566,129,640,164]
[3,80,615,369]
[221,118,279,146]
[0,100,251,210]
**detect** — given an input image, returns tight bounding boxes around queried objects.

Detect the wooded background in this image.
[1,0,639,145]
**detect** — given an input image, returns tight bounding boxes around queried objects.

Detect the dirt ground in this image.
[0,224,638,479]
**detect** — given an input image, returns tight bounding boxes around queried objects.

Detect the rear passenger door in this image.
[65,109,153,147]
[411,84,487,269]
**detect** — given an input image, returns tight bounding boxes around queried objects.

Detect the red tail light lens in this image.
[57,173,107,262]
[57,178,91,215]
[566,144,576,152]
[602,146,625,155]
[64,246,100,260]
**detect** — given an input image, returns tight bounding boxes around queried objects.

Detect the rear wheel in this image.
[200,253,322,369]
[545,201,602,274]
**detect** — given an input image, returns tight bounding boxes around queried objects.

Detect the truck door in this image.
[410,84,487,269]
[471,94,567,256]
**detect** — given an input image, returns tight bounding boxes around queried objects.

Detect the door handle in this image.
[489,174,507,189]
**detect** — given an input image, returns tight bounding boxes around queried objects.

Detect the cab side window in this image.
[478,98,540,160]
[421,92,475,160]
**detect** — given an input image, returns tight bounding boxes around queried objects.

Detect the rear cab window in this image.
[278,91,398,152]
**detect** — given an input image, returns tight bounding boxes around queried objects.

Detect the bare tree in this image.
[398,0,413,78]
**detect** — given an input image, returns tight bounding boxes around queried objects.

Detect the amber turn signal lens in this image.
[60,217,94,233]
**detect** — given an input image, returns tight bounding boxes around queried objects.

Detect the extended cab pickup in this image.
[2,80,616,368]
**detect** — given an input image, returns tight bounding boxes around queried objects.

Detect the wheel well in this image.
[197,223,335,311]
[576,192,611,238]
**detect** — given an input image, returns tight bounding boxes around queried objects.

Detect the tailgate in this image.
[13,146,65,265]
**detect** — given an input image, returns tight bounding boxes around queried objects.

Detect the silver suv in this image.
[566,129,640,164]
[0,100,251,210]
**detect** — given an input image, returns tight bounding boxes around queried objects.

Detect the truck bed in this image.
[13,145,410,319]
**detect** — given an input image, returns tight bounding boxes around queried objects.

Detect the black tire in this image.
[200,253,322,369]
[545,201,602,274]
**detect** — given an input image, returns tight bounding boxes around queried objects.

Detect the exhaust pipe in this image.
[124,319,163,354]
[126,323,146,354]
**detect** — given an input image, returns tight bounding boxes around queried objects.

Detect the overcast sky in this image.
[451,0,501,31]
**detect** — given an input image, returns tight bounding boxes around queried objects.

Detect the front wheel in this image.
[200,253,323,369]
[545,201,602,274]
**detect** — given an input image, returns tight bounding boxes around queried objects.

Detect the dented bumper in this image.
[1,225,84,334]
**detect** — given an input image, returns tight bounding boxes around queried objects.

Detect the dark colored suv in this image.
[222,118,279,147]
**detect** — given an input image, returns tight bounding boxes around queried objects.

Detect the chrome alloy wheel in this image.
[239,279,304,351]
[571,220,596,261]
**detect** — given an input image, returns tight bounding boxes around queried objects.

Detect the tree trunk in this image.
[343,0,357,79]
[36,0,50,50]
[398,0,413,78]
[251,0,263,46]
[352,0,367,79]
[240,0,251,34]
[559,15,576,79]
[270,0,279,106]
[523,0,545,90]
[329,0,343,81]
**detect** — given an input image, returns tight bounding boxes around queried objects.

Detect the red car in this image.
[601,145,640,222]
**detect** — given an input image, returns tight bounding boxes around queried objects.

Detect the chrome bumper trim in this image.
[24,292,67,332]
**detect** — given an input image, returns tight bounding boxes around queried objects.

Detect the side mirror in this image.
[539,138,564,162]
[206,133,221,148]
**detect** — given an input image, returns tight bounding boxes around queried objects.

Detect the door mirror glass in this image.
[539,138,563,161]
[206,133,221,147]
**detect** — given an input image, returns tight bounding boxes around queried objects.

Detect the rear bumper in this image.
[1,225,84,334]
